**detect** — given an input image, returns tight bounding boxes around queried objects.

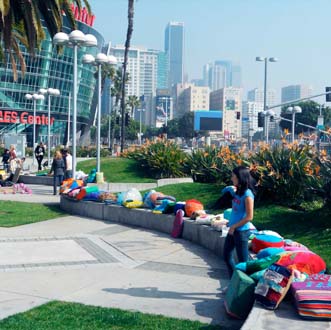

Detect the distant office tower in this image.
[180,86,209,114]
[106,43,166,97]
[281,84,313,103]
[165,22,184,87]
[203,63,211,87]
[191,79,205,87]
[157,52,169,90]
[231,64,242,88]
[247,88,277,106]
[205,61,242,91]
[246,88,279,136]
[242,101,264,138]
[210,87,242,139]
[171,83,193,118]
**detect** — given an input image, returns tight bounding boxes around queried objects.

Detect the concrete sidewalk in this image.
[0,185,243,329]
[1,185,330,329]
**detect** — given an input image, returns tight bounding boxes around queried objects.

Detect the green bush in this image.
[25,147,33,157]
[315,150,331,203]
[249,144,321,205]
[123,139,187,179]
[184,146,247,184]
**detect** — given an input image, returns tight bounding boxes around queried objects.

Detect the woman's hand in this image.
[228,225,236,235]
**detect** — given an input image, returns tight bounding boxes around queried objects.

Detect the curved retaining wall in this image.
[60,196,320,329]
[60,196,226,256]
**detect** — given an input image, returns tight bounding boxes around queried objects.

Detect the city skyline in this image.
[90,0,331,103]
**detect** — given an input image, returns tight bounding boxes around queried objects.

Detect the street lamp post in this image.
[264,109,275,144]
[256,56,278,140]
[39,88,60,166]
[137,108,145,145]
[82,54,117,173]
[53,30,98,179]
[25,93,45,165]
[67,92,71,148]
[286,106,302,143]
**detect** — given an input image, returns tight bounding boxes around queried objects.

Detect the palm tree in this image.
[0,0,90,80]
[94,63,116,92]
[127,95,140,118]
[120,0,135,152]
[110,68,129,152]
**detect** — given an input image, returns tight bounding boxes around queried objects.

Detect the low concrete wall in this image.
[19,175,53,186]
[157,178,193,187]
[60,196,225,257]
[18,176,193,192]
[59,196,320,329]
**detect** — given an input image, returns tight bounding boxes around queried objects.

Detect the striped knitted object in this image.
[291,274,331,320]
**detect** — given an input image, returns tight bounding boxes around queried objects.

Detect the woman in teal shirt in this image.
[223,166,255,277]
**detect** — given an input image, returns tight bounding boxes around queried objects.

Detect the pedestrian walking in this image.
[35,142,45,171]
[9,144,17,160]
[49,150,65,195]
[1,148,10,172]
[61,148,73,180]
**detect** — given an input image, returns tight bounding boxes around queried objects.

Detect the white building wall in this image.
[107,44,159,98]
[242,101,264,137]
[221,87,243,140]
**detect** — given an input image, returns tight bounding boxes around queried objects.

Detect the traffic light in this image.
[258,112,264,127]
[326,87,331,102]
[116,116,119,125]
[125,113,130,126]
[236,112,241,120]
[270,115,274,122]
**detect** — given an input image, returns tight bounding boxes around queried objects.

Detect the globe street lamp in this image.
[25,93,45,165]
[53,30,98,178]
[82,54,117,173]
[39,88,60,166]
[256,57,278,140]
[286,106,302,143]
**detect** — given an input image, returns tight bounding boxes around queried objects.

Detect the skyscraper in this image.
[165,22,184,88]
[247,88,277,106]
[107,43,161,97]
[205,61,242,91]
[281,84,313,103]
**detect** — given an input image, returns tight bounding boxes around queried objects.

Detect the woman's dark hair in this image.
[232,166,256,197]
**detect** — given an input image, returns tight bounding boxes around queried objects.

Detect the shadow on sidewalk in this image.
[102,285,243,329]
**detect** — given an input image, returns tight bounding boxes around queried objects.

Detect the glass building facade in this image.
[164,22,184,88]
[0,18,104,147]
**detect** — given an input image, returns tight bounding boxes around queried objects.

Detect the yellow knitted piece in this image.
[123,200,143,208]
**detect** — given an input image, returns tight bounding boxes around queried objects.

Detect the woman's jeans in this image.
[223,229,250,278]
[53,175,64,195]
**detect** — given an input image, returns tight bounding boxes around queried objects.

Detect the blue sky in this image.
[90,0,331,102]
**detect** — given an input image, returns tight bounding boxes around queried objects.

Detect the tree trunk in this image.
[111,96,120,153]
[120,0,135,153]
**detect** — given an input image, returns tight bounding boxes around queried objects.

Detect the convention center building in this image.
[0,10,104,147]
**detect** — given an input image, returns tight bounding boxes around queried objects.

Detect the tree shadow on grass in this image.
[42,203,66,214]
[125,161,154,180]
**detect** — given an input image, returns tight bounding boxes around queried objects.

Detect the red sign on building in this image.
[0,111,54,125]
[70,4,95,27]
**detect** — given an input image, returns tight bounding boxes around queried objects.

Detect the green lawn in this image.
[77,158,156,183]
[148,182,223,210]
[0,201,66,227]
[0,301,221,330]
[253,204,331,273]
